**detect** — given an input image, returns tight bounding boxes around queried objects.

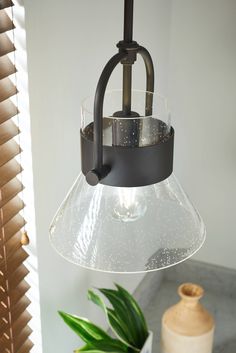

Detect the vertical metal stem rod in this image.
[124,0,134,42]
[122,65,132,114]
[122,0,134,115]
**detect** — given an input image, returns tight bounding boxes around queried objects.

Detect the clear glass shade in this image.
[81,89,171,148]
[49,90,205,273]
[50,174,205,273]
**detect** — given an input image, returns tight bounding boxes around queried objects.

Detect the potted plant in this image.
[59,284,152,353]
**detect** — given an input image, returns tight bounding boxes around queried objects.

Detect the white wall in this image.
[24,0,236,351]
[168,0,236,269]
[23,1,172,352]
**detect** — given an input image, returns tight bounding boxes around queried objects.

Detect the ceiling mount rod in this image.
[124,0,134,42]
[122,0,135,115]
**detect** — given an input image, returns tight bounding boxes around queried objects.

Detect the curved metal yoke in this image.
[81,0,174,187]
[93,44,155,180]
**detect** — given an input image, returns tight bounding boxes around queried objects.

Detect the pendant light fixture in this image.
[49,0,206,273]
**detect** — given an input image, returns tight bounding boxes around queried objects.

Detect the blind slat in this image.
[0,331,11,350]
[0,9,14,33]
[0,275,30,305]
[0,326,32,353]
[0,98,18,124]
[0,55,16,80]
[0,295,9,316]
[17,338,34,353]
[0,233,21,272]
[3,214,26,242]
[0,195,24,226]
[0,178,24,208]
[1,231,21,258]
[9,265,29,289]
[0,315,9,332]
[13,311,32,336]
[15,326,33,352]
[11,295,31,322]
[0,33,15,57]
[0,159,23,187]
[0,311,32,337]
[0,0,14,10]
[0,5,32,351]
[0,276,29,318]
[0,247,28,274]
[0,77,17,102]
[0,139,21,167]
[0,119,20,146]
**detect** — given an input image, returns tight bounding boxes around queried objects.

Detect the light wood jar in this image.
[161,283,215,353]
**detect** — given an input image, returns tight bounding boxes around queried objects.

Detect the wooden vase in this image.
[161,283,214,353]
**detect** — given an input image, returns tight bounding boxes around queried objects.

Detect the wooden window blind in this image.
[0,1,33,352]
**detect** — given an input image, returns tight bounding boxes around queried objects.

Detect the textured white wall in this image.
[168,0,236,269]
[24,1,172,352]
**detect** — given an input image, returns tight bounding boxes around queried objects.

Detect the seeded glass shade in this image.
[50,173,205,273]
[49,90,205,273]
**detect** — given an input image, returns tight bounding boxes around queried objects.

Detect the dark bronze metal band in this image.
[81,127,174,187]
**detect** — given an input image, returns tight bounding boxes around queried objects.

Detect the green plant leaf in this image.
[58,311,111,343]
[97,289,137,346]
[74,340,129,353]
[88,290,105,312]
[74,347,127,353]
[75,350,108,353]
[75,350,105,353]
[88,340,128,352]
[59,284,149,353]
[115,284,148,333]
[106,308,136,348]
[78,344,92,352]
[75,349,124,353]
[88,290,136,349]
[114,284,148,348]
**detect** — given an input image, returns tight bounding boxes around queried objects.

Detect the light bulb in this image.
[49,173,205,273]
[112,188,147,222]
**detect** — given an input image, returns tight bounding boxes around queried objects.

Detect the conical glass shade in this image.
[49,173,205,273]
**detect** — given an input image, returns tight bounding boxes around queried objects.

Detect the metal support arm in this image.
[138,46,155,115]
[86,52,128,185]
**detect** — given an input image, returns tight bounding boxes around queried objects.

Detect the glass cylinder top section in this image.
[81,89,171,147]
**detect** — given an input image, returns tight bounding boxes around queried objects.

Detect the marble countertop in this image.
[134,260,236,353]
